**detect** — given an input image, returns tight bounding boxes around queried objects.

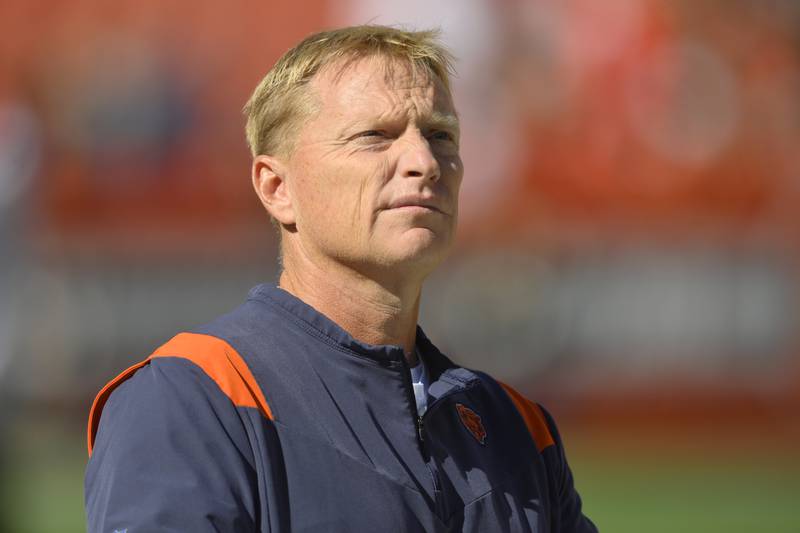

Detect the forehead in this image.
[310,55,455,115]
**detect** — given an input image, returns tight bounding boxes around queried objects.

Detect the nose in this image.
[397,132,440,182]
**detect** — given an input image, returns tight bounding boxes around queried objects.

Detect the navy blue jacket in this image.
[86,284,597,532]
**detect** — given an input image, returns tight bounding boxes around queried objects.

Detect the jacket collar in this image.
[247,284,457,379]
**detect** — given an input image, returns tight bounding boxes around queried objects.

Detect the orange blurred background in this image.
[1,1,798,531]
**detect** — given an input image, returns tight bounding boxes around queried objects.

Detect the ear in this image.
[252,155,296,226]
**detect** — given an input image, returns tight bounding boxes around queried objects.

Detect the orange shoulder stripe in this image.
[150,332,273,419]
[499,382,555,452]
[87,359,151,456]
[87,332,272,456]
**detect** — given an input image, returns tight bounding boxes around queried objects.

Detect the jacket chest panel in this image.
[422,386,551,527]
[271,420,445,532]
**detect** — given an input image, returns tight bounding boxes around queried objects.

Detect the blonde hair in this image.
[243,25,456,158]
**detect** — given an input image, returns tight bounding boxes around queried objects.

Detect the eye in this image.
[353,130,386,139]
[429,130,456,143]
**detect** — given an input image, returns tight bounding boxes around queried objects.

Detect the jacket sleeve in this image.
[85,357,260,532]
[539,404,599,533]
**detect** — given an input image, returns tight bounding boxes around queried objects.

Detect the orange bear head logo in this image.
[456,403,486,445]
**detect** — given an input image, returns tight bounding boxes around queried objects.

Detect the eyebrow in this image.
[422,110,460,134]
[336,109,460,140]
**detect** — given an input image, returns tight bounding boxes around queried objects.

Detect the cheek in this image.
[452,158,464,185]
[343,162,389,242]
[293,156,382,240]
[290,159,338,232]
[442,155,464,193]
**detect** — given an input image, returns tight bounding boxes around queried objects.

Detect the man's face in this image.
[283,56,463,281]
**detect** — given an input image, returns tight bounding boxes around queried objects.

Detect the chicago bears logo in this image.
[456,403,486,445]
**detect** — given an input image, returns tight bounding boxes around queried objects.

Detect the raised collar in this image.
[246,284,455,378]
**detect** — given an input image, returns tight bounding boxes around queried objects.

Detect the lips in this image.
[385,196,448,215]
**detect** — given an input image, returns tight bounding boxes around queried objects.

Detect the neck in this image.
[278,245,423,366]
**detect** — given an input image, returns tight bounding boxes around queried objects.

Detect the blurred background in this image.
[1,0,799,531]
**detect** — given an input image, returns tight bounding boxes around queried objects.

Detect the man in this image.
[85,25,597,532]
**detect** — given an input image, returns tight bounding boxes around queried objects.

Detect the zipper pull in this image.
[417,416,425,444]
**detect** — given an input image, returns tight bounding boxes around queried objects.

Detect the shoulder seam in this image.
[150,332,273,419]
[497,381,556,453]
[87,332,273,457]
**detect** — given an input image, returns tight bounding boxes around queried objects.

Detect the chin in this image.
[384,229,452,272]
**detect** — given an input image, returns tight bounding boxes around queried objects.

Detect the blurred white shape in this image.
[422,252,559,381]
[421,247,795,384]
[749,67,800,171]
[551,0,646,81]
[0,101,41,209]
[550,250,793,364]
[626,40,740,168]
[330,0,499,76]
[507,2,568,118]
[6,261,272,399]
[4,266,77,397]
[0,292,10,379]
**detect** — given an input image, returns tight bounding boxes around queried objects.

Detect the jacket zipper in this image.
[399,358,445,519]
[414,380,481,521]
[416,414,445,519]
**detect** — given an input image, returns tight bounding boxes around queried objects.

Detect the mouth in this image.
[384,197,448,215]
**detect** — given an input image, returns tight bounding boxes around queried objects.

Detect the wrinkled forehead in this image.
[311,54,455,112]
